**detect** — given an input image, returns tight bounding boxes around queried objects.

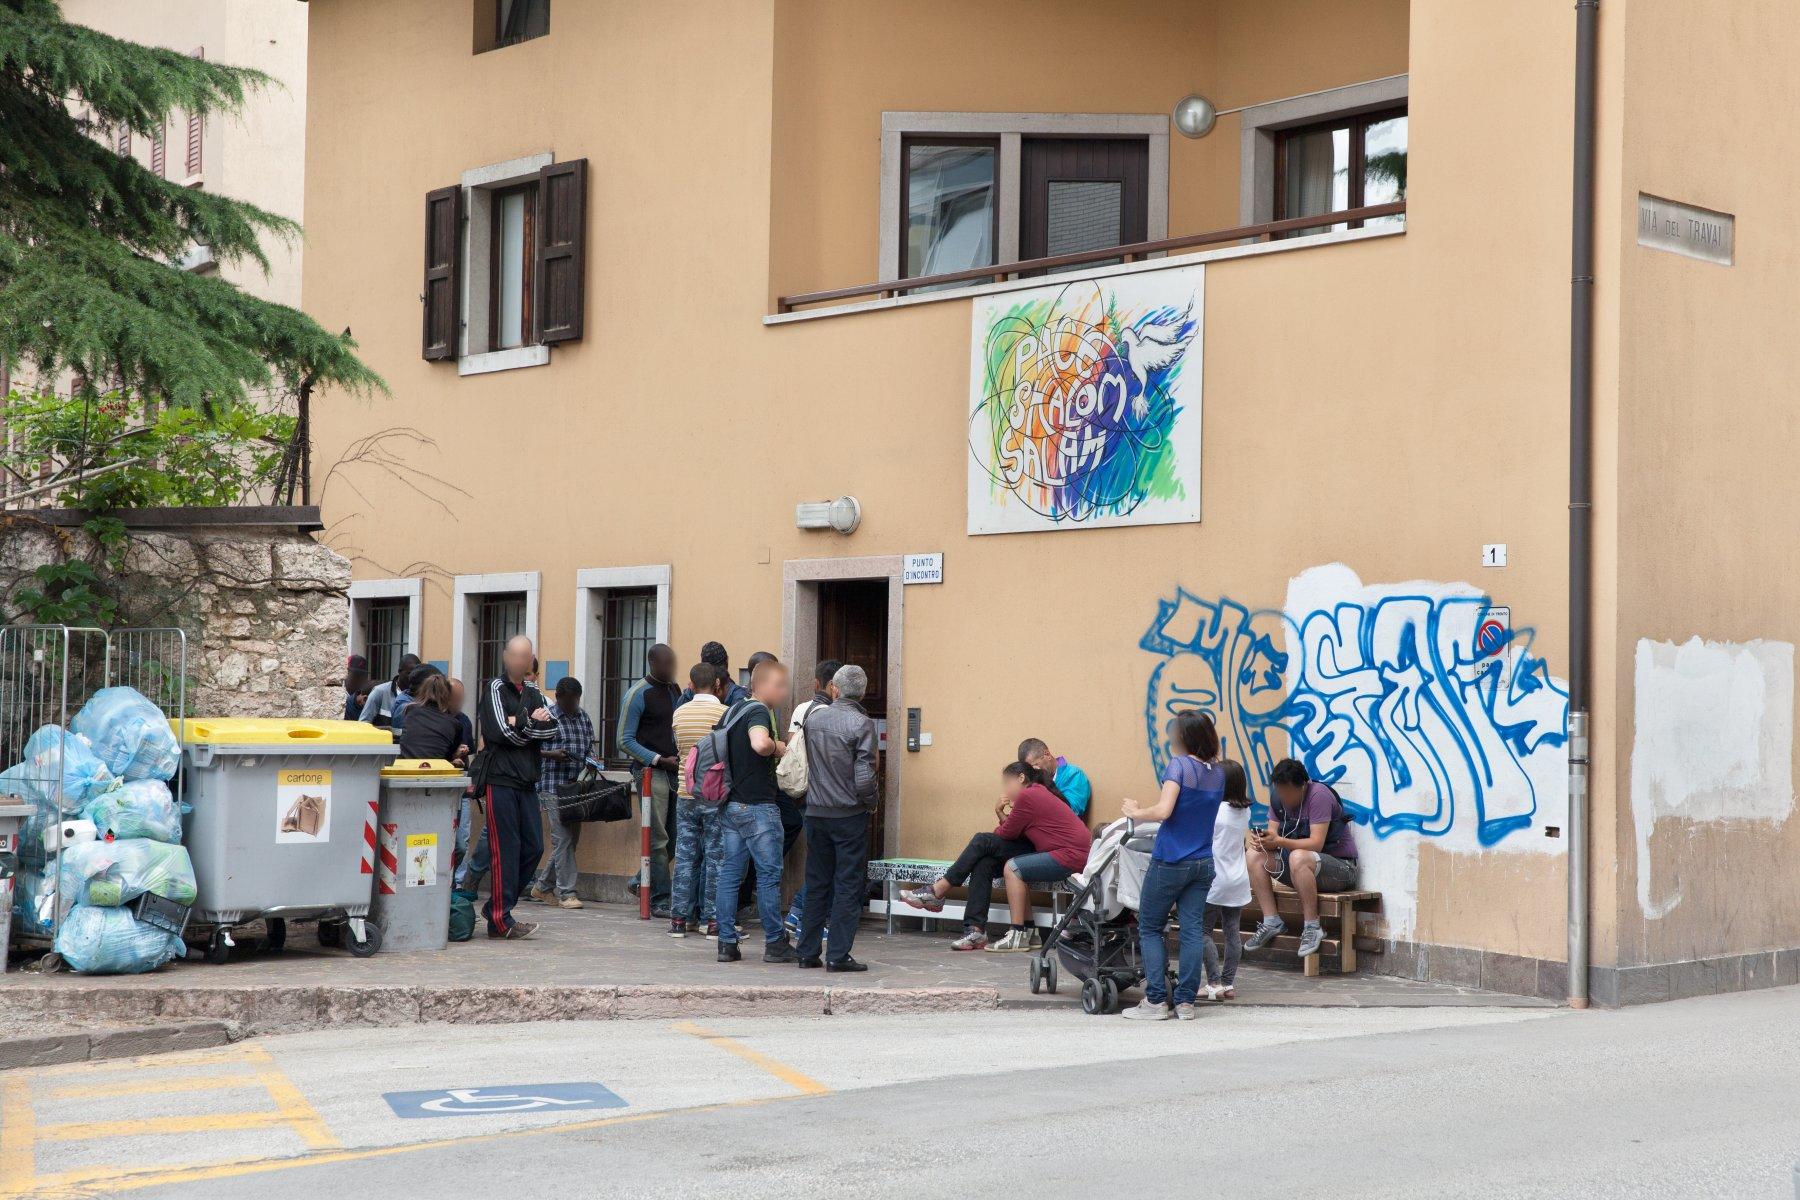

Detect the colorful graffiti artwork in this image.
[967,268,1203,535]
[1140,565,1570,851]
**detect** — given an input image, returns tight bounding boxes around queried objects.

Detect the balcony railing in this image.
[776,200,1406,314]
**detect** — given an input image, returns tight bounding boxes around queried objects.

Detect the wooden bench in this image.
[1231,884,1383,976]
[866,858,1073,934]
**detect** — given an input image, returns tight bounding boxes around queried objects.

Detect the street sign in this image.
[1476,607,1511,657]
[902,553,943,584]
[383,1083,628,1119]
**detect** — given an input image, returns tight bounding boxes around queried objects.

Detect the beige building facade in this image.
[302,0,1800,1004]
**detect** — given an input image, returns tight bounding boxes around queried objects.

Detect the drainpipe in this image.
[1567,0,1599,1010]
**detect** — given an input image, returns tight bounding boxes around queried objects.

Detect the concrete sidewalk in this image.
[0,901,1552,1042]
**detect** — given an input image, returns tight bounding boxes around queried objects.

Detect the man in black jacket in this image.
[477,635,557,939]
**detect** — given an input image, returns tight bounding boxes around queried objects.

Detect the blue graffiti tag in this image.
[1141,589,1567,847]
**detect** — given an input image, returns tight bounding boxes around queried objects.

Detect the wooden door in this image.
[1019,137,1150,268]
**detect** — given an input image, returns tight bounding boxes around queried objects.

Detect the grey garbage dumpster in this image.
[178,717,398,962]
[369,759,469,952]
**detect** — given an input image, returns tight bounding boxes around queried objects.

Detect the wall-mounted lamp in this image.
[795,496,861,535]
[1172,93,1218,139]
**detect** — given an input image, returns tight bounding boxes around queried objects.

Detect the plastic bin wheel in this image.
[262,918,286,954]
[1028,957,1043,994]
[1081,977,1104,1015]
[317,920,343,948]
[347,921,382,958]
[205,931,231,965]
[1045,957,1058,995]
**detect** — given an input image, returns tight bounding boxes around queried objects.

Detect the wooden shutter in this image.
[114,125,130,157]
[421,184,463,361]
[534,158,587,344]
[184,47,204,177]
[149,123,165,176]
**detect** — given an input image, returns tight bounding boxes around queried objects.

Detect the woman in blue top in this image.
[1119,709,1227,1021]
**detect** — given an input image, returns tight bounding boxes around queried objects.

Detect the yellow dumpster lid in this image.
[174,717,395,747]
[381,758,463,778]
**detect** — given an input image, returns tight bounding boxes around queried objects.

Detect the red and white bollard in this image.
[638,766,652,920]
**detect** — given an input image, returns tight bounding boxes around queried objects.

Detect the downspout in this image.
[1567,0,1599,1009]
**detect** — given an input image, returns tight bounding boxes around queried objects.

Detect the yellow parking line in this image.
[0,1075,38,1197]
[242,1045,339,1150]
[50,1073,264,1100]
[28,1046,256,1079]
[671,1021,831,1096]
[38,1111,294,1142]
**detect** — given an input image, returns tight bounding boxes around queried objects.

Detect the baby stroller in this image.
[1030,817,1161,1015]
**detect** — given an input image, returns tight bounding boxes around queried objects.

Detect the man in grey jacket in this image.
[794,664,879,972]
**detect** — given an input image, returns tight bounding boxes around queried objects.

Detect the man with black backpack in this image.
[1244,758,1360,958]
[711,659,795,964]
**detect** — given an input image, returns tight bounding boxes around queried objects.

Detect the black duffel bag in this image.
[554,765,633,823]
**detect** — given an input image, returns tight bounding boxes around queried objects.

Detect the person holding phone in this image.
[1244,758,1360,959]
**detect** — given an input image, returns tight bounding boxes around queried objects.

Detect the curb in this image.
[0,1020,239,1071]
[0,984,1002,1041]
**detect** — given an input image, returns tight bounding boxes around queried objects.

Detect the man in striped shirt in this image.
[667,663,728,938]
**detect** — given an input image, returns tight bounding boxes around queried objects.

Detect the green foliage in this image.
[3,388,294,508]
[12,557,117,626]
[0,0,383,405]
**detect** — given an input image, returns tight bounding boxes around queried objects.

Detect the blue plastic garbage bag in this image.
[21,725,116,810]
[57,838,197,908]
[11,869,58,936]
[1,764,60,846]
[72,687,181,782]
[82,780,183,844]
[54,904,184,974]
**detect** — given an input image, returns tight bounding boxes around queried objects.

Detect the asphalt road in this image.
[5,986,1795,1199]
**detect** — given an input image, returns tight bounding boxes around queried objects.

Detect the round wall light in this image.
[1173,93,1218,139]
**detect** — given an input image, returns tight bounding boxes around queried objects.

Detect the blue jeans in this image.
[1137,857,1215,1006]
[671,797,722,924]
[714,802,785,945]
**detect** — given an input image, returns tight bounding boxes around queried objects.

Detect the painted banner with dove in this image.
[967,267,1204,534]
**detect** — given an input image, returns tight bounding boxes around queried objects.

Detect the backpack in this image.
[775,700,818,799]
[685,701,762,808]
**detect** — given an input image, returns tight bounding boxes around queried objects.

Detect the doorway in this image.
[1018,136,1150,270]
[816,579,890,858]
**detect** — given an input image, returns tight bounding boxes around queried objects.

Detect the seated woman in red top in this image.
[899,760,1093,953]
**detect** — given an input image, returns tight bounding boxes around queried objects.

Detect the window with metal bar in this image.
[1274,106,1407,234]
[597,588,656,768]
[475,592,527,701]
[362,599,410,685]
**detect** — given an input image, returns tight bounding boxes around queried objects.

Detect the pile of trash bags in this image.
[5,686,191,974]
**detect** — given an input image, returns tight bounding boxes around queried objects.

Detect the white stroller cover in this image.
[1071,816,1160,920]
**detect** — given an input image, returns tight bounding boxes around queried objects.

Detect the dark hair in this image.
[814,659,843,689]
[700,641,729,669]
[746,651,777,672]
[555,676,582,701]
[689,662,717,690]
[414,673,452,711]
[1222,759,1252,809]
[1270,758,1311,790]
[407,663,441,692]
[1001,758,1065,802]
[1016,737,1048,762]
[1170,710,1220,761]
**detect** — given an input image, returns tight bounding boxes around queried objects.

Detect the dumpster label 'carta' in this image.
[405,832,437,887]
[276,768,332,842]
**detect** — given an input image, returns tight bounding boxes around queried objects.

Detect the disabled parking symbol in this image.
[383,1082,628,1118]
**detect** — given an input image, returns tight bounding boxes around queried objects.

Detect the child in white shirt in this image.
[1202,760,1254,999]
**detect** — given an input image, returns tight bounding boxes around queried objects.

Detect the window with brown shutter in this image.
[533,158,586,344]
[421,185,463,361]
[114,125,130,157]
[184,47,204,178]
[150,123,165,176]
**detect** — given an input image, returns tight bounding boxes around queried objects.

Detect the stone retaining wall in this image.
[0,509,349,719]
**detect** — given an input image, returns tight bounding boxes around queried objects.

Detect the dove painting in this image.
[967,268,1203,534]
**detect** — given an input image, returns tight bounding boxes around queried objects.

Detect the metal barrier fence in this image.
[0,625,188,964]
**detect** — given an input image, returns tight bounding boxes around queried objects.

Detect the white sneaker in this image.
[1200,984,1224,1002]
[985,928,1038,953]
[1173,1003,1199,1021]
[1121,998,1172,1021]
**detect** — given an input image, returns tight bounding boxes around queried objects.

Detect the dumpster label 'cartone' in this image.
[276,769,332,842]
[405,832,437,887]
